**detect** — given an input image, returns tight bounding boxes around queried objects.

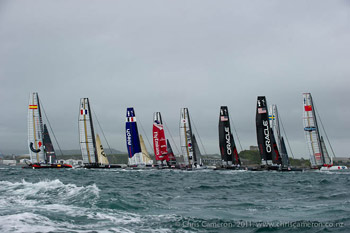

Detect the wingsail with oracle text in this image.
[256,96,282,170]
[218,106,242,169]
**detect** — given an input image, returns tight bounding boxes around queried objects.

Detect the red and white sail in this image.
[303,93,324,167]
[153,112,168,163]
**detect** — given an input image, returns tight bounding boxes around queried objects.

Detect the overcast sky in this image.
[0,0,349,158]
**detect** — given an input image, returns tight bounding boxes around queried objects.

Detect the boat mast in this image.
[309,94,325,164]
[36,94,46,162]
[186,109,197,166]
[180,108,192,166]
[87,99,98,163]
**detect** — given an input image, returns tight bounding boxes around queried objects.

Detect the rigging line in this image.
[39,100,63,156]
[278,112,295,159]
[189,112,208,155]
[163,120,181,155]
[229,117,243,152]
[138,119,153,153]
[91,108,113,155]
[314,104,336,158]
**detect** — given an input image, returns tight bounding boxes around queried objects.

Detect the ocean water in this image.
[0,167,349,233]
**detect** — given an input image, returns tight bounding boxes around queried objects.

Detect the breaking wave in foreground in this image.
[0,167,349,232]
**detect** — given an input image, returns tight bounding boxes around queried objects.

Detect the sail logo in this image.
[154,132,160,155]
[225,127,232,155]
[304,126,316,132]
[221,116,228,121]
[127,117,136,122]
[258,108,266,114]
[263,120,271,153]
[304,105,312,111]
[100,145,107,157]
[80,109,88,115]
[126,129,132,146]
[153,123,163,130]
[186,131,193,151]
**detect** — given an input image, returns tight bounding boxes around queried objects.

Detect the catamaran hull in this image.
[214,166,247,171]
[22,164,72,169]
[83,164,123,169]
[320,166,348,171]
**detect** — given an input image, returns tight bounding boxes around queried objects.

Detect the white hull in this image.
[320,165,348,171]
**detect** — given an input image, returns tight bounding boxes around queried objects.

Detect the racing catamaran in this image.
[218,106,241,169]
[180,108,203,169]
[303,93,347,170]
[126,107,153,167]
[256,96,282,170]
[153,112,177,167]
[25,92,71,169]
[79,98,112,168]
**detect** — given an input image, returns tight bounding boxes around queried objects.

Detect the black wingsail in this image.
[256,96,274,166]
[270,128,282,165]
[219,106,240,166]
[280,137,290,167]
[43,124,57,164]
[166,139,177,166]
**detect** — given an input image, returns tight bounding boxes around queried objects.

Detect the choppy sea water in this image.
[0,167,349,233]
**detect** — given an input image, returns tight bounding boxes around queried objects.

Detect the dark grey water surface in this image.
[0,167,349,232]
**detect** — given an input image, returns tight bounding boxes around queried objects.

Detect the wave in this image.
[0,179,100,207]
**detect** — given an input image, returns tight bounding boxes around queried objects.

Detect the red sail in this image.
[153,123,168,161]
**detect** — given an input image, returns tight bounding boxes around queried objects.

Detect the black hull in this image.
[22,163,72,169]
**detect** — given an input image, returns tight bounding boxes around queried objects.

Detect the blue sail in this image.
[125,107,141,159]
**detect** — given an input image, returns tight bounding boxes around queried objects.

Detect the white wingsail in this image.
[303,93,324,167]
[79,98,97,164]
[28,93,45,163]
[180,108,195,167]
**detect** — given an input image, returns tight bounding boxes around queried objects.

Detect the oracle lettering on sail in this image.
[225,127,232,155]
[263,120,271,153]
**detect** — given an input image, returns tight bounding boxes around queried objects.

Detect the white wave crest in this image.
[0,179,100,207]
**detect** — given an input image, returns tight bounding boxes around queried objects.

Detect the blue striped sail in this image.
[125,108,142,165]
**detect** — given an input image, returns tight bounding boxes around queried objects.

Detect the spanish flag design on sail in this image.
[29,105,38,109]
